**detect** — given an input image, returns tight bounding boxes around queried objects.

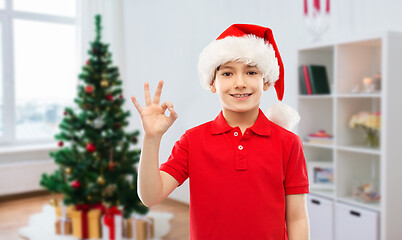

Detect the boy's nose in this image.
[234,75,247,88]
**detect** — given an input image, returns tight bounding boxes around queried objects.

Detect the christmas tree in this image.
[40,14,148,218]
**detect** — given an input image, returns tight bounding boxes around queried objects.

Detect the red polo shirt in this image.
[160,108,309,240]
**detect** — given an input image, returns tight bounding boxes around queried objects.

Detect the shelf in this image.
[303,142,334,149]
[299,94,334,99]
[336,145,381,155]
[310,189,335,199]
[337,196,380,212]
[336,93,381,98]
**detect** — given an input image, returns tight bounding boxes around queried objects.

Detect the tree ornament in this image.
[63,111,67,116]
[109,162,116,172]
[101,80,109,87]
[65,167,72,174]
[87,195,92,201]
[103,184,116,196]
[49,198,58,207]
[106,107,110,111]
[86,59,90,66]
[119,94,123,99]
[58,141,64,147]
[97,176,106,185]
[132,137,138,144]
[86,143,96,153]
[106,94,113,101]
[94,117,105,129]
[85,85,93,93]
[71,180,81,189]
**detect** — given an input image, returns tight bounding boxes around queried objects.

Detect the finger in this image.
[131,96,143,113]
[152,80,163,104]
[144,82,152,106]
[161,101,173,111]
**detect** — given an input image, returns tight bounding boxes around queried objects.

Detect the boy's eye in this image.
[222,72,232,76]
[248,71,258,75]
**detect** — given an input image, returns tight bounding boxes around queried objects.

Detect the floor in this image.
[0,191,190,240]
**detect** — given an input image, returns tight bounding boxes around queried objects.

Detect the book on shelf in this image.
[305,130,334,145]
[299,64,331,95]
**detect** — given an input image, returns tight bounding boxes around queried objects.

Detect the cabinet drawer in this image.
[307,194,334,240]
[335,202,379,240]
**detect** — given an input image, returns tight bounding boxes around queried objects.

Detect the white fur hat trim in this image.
[266,102,300,130]
[198,35,280,90]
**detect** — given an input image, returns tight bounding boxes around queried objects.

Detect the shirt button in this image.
[238,145,243,150]
[234,132,238,136]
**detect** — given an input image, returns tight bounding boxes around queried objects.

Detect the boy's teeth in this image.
[233,94,250,98]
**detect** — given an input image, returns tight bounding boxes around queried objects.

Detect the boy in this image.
[131,24,310,240]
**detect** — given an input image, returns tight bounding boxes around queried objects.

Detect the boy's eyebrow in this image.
[218,64,258,70]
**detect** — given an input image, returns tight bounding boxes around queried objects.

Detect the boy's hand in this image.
[131,80,178,138]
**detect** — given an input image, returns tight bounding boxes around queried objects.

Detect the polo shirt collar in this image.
[211,108,271,136]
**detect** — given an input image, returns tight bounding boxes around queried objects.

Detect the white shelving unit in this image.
[297,32,402,240]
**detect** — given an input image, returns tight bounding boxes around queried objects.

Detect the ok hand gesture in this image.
[131,80,178,138]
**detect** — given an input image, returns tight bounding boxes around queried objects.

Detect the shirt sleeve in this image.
[159,132,189,187]
[284,135,310,195]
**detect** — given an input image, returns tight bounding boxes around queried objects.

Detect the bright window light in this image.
[14,19,77,140]
[13,0,76,17]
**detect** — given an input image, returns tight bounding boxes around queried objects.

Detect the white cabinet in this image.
[335,202,379,240]
[307,194,334,240]
[297,32,402,240]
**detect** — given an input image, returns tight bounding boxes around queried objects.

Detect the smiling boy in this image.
[131,24,310,240]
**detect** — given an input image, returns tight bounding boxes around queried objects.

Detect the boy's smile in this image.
[210,61,270,115]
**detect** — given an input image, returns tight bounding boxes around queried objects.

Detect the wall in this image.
[121,0,402,204]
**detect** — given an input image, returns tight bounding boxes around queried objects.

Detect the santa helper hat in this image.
[198,24,300,130]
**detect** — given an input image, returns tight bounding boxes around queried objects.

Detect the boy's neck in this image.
[222,107,260,134]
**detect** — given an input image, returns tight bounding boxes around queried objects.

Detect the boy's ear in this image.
[263,80,271,91]
[210,82,216,93]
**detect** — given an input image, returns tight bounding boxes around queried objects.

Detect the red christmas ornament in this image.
[85,85,93,93]
[86,59,90,65]
[71,180,81,189]
[106,95,113,101]
[58,141,64,147]
[86,143,96,153]
[119,94,123,99]
[109,162,116,172]
[63,111,67,116]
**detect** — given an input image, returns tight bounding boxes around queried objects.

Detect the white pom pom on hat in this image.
[197,24,300,130]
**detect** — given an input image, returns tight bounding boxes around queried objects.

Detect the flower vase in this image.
[365,129,379,148]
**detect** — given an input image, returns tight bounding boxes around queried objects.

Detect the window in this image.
[0,0,77,144]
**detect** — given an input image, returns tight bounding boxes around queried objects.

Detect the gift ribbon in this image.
[75,203,104,238]
[103,206,123,240]
[58,204,72,235]
[131,213,152,240]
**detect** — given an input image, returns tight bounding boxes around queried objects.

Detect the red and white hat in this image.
[197,24,300,130]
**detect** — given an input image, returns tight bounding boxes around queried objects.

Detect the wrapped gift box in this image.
[55,204,73,235]
[55,219,72,235]
[102,206,123,240]
[125,214,154,240]
[72,204,105,239]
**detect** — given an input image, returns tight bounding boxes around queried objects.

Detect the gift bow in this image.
[103,206,123,240]
[76,203,105,238]
[131,213,152,240]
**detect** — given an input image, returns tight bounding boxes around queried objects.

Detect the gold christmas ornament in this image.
[87,195,92,201]
[50,198,58,207]
[106,107,110,111]
[65,167,72,174]
[101,80,109,87]
[97,176,106,185]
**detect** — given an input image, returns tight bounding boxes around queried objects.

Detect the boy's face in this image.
[210,61,270,114]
